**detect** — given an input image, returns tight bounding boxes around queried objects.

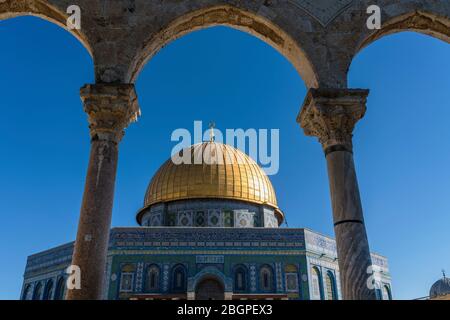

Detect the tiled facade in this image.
[21,228,392,300]
[139,199,280,228]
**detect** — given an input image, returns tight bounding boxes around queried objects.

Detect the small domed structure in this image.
[429,272,450,299]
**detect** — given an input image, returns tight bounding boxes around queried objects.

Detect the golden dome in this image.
[142,142,283,222]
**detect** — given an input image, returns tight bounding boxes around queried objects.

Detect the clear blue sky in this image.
[0,16,449,300]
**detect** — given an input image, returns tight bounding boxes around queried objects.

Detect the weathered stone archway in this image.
[2,0,448,300]
[344,10,450,78]
[188,266,233,300]
[127,5,319,89]
[195,277,225,301]
[0,0,93,57]
[356,11,450,54]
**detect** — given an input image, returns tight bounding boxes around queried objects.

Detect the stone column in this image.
[298,88,376,300]
[67,84,140,300]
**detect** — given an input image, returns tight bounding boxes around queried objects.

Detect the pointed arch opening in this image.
[43,279,54,300]
[351,11,450,72]
[195,275,225,300]
[54,277,66,300]
[0,1,93,57]
[145,264,161,293]
[259,264,275,293]
[171,264,187,293]
[129,5,318,88]
[310,266,323,300]
[325,271,337,300]
[32,282,42,300]
[233,264,249,293]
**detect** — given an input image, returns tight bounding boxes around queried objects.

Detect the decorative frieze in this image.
[196,255,224,264]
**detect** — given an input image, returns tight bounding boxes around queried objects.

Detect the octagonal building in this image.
[21,142,392,300]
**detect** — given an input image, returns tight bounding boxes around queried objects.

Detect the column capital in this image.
[81,84,141,143]
[297,88,369,152]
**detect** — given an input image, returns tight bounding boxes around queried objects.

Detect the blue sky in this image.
[0,16,449,300]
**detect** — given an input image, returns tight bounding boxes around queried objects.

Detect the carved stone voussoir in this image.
[298,89,369,151]
[81,84,141,143]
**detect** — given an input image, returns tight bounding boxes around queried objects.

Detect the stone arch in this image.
[233,264,249,293]
[189,266,233,293]
[357,11,450,52]
[0,0,93,57]
[348,10,450,78]
[54,277,65,300]
[382,284,392,300]
[21,284,32,300]
[171,264,187,293]
[310,266,323,300]
[259,264,275,292]
[325,271,337,300]
[195,274,225,300]
[43,279,54,300]
[145,264,161,292]
[32,281,43,300]
[128,5,319,88]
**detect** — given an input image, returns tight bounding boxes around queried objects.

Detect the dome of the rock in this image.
[136,142,283,226]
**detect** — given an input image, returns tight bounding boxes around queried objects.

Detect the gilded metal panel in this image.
[143,142,281,217]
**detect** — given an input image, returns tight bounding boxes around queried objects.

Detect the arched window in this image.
[172,265,187,292]
[22,284,31,300]
[325,271,337,300]
[54,277,66,300]
[234,265,248,292]
[43,279,54,300]
[32,282,43,300]
[259,265,274,292]
[145,264,160,292]
[310,267,323,300]
[382,285,392,300]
